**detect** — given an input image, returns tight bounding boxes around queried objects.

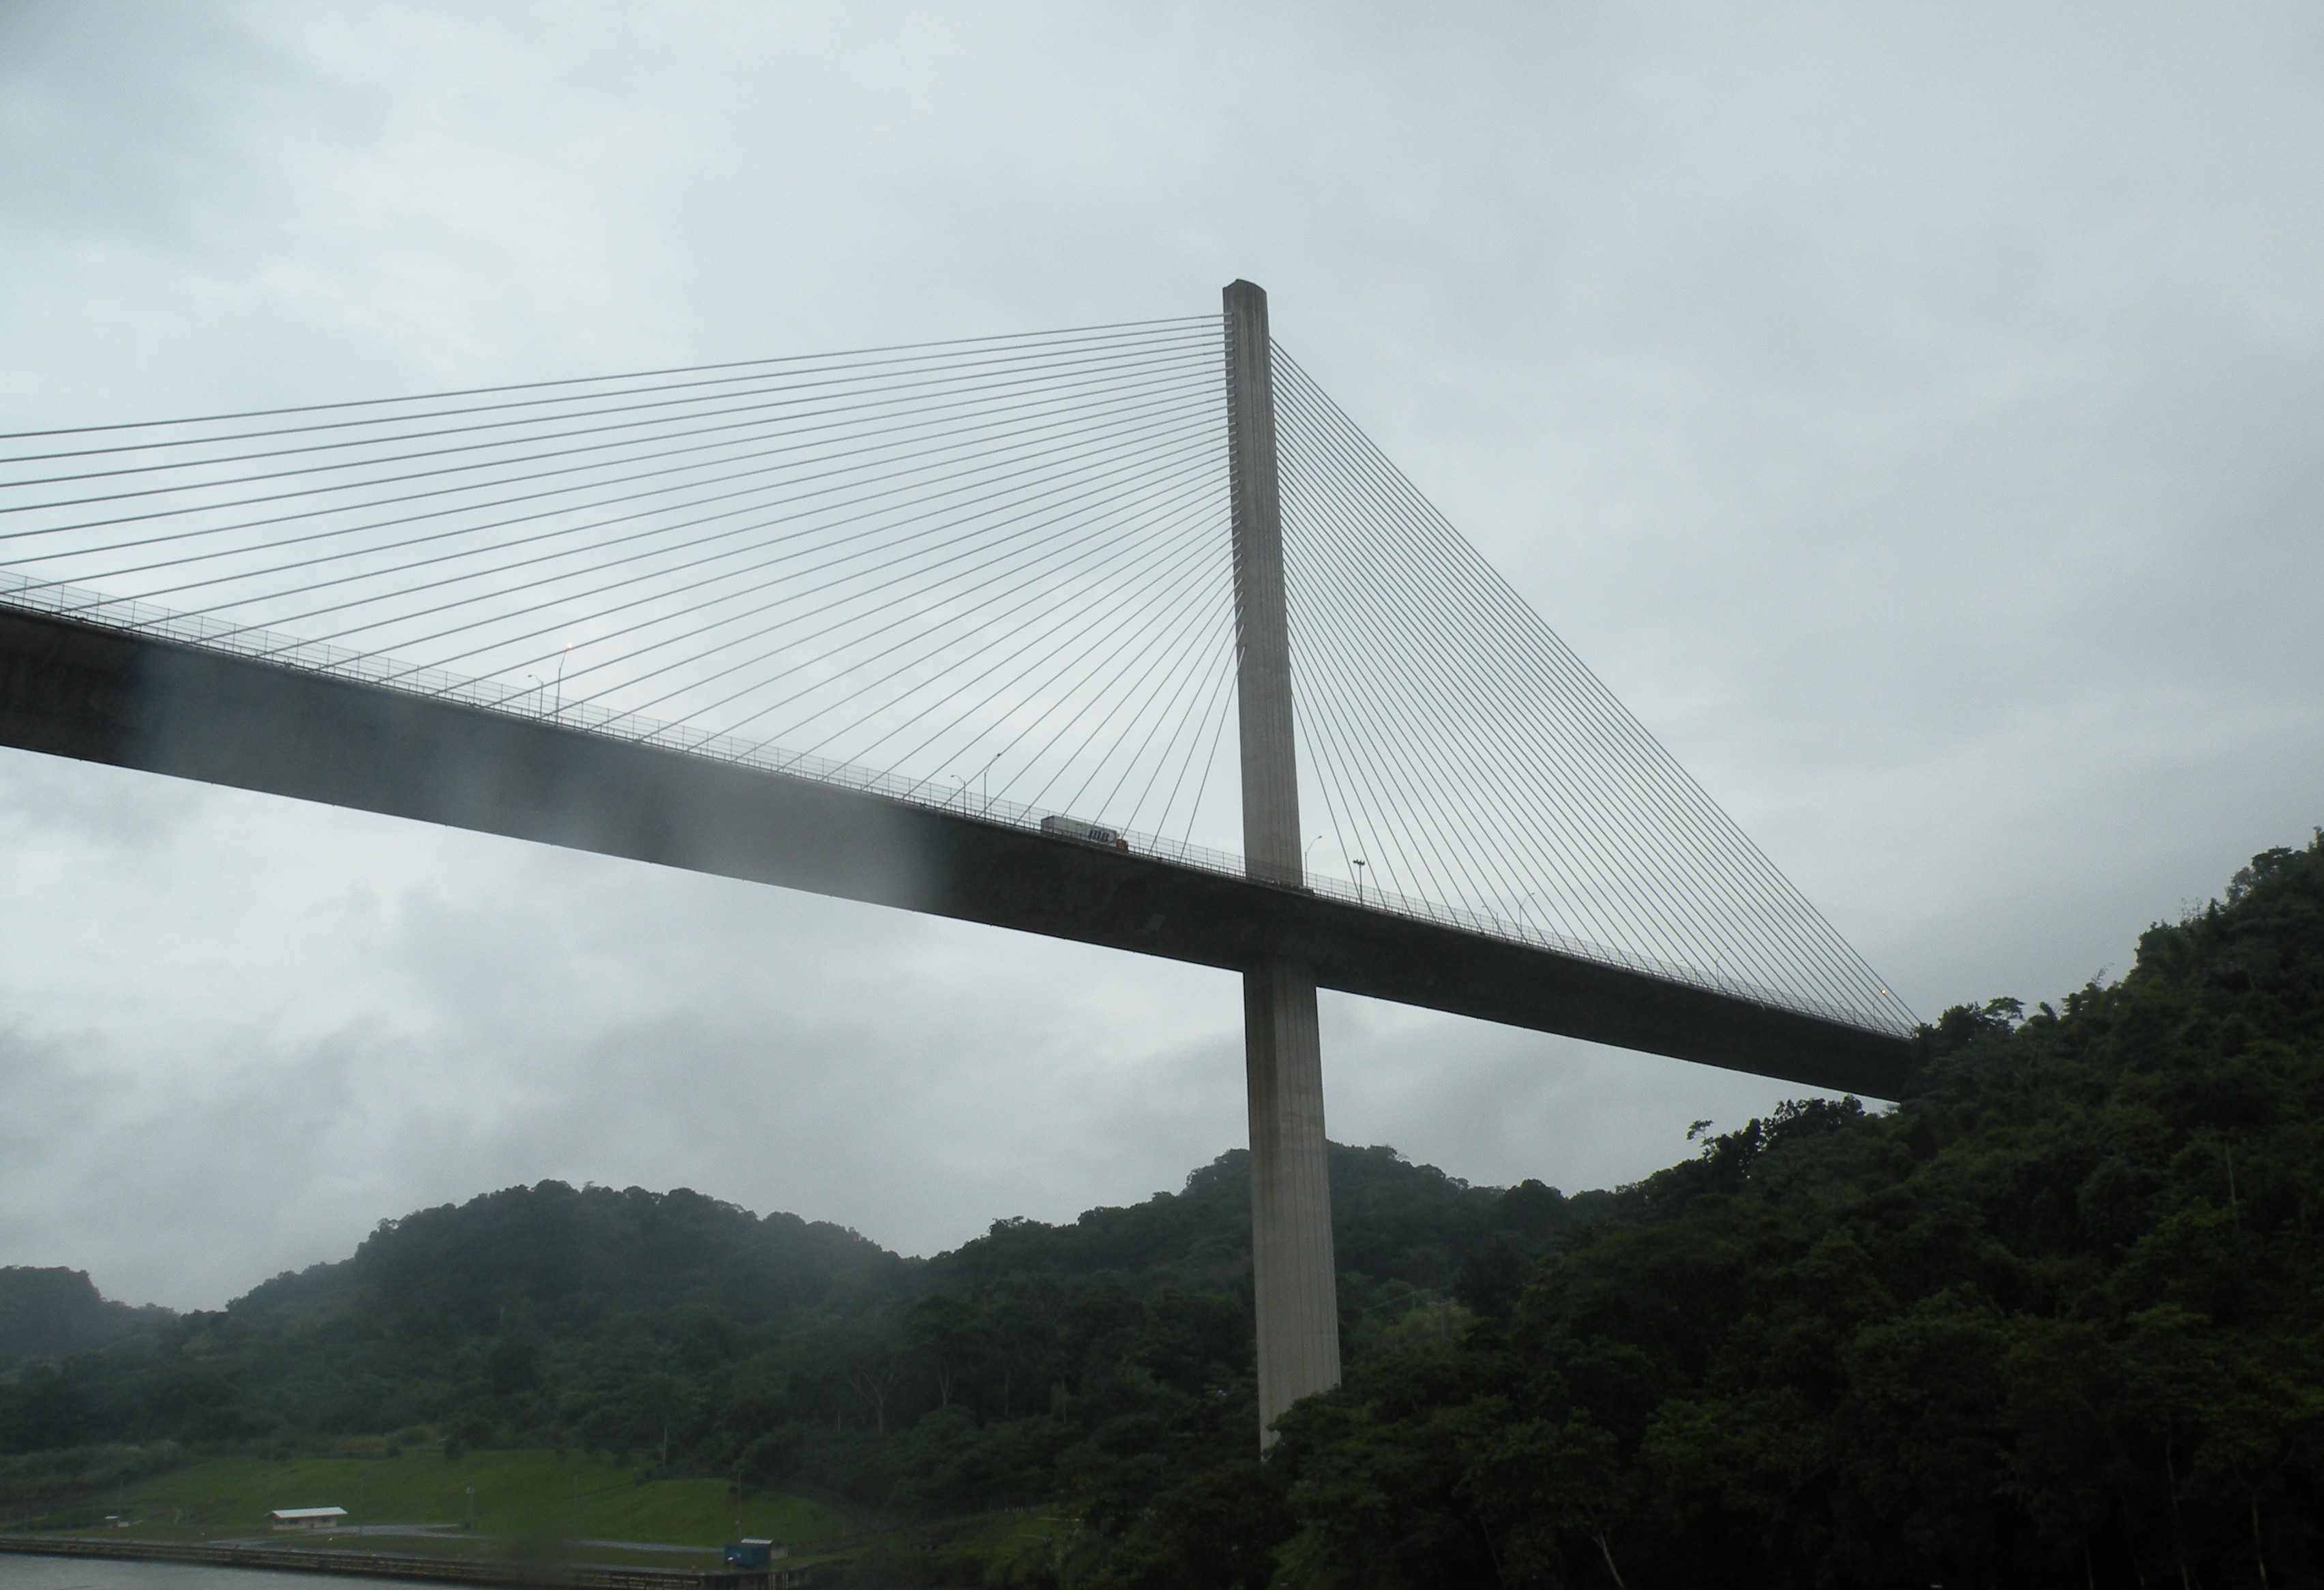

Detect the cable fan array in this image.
[1271,348,1910,1035]
[0,314,1910,1036]
[0,319,1246,847]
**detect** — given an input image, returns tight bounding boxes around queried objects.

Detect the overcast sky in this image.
[2,2,2319,1312]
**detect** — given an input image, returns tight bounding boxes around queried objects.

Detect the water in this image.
[0,1557,351,1590]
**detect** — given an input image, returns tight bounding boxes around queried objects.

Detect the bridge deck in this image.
[0,604,1912,1098]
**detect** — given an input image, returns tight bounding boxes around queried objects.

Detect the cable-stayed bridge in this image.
[0,282,1912,1443]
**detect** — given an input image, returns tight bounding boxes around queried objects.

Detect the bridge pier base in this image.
[1245,958,1341,1445]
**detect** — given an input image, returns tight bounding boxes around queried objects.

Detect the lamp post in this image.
[1352,859,1367,905]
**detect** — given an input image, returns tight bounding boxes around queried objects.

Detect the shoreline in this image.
[0,1535,802,1589]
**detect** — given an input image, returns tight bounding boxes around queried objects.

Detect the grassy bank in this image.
[18,1449,862,1554]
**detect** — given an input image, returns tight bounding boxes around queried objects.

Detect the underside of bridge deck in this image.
[0,603,1913,1098]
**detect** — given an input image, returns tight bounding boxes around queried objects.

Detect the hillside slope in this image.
[0,1139,1559,1508]
[1183,834,2324,1590]
[0,1267,170,1366]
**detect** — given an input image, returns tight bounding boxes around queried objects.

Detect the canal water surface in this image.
[0,1558,350,1590]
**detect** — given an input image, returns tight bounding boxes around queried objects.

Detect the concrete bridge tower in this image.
[1224,278,1342,1446]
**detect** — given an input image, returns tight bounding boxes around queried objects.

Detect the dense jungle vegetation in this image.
[3,831,2319,1588]
[0,1267,166,1363]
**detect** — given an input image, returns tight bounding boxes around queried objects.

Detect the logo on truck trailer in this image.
[1039,814,1131,852]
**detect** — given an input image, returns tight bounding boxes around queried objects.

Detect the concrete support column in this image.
[1244,958,1340,1442]
[1225,278,1342,1447]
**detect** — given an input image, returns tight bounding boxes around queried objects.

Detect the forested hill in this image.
[5,831,2319,1590]
[233,1181,916,1338]
[921,1141,1584,1298]
[1235,833,2324,1590]
[0,1269,169,1363]
[0,1136,1567,1468]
